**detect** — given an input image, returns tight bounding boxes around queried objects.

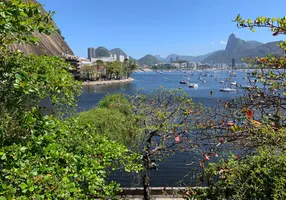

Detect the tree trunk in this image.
[143,171,150,200]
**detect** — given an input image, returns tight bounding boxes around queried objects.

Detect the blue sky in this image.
[38,0,286,59]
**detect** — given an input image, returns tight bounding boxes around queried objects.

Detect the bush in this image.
[0,116,141,199]
[200,144,286,200]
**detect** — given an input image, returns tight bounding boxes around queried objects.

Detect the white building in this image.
[188,62,197,69]
[90,54,117,63]
[171,63,180,68]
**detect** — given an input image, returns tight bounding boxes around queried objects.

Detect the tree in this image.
[128,88,201,200]
[187,15,286,199]
[0,1,142,199]
[105,60,124,79]
[123,59,137,78]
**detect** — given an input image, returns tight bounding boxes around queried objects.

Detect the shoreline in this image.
[82,77,134,86]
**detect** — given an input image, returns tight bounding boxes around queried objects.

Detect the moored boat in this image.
[189,83,198,88]
[220,88,236,92]
[180,80,188,84]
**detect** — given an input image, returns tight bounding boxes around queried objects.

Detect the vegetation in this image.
[80,59,136,81]
[185,15,286,200]
[77,94,136,147]
[0,1,141,199]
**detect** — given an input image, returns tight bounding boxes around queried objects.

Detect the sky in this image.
[38,0,286,59]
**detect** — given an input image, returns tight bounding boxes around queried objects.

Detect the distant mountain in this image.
[155,52,216,63]
[138,54,161,66]
[110,48,128,57]
[95,46,111,57]
[155,55,166,62]
[203,33,282,63]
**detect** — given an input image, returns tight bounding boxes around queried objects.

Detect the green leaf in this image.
[19,182,27,190]
[1,153,7,161]
[20,146,28,152]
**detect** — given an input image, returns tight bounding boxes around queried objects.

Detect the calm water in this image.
[77,70,251,187]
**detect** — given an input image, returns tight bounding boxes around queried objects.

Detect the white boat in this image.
[189,83,198,88]
[219,80,224,83]
[201,80,206,83]
[230,81,237,85]
[220,88,236,92]
[180,80,188,84]
[239,85,253,89]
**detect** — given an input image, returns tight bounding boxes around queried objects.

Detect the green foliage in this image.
[105,60,124,79]
[0,52,81,146]
[0,1,142,199]
[200,146,286,200]
[97,93,132,115]
[78,94,137,148]
[78,107,136,147]
[0,0,55,48]
[0,116,141,199]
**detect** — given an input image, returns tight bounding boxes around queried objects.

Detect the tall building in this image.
[87,47,96,60]
[232,58,235,68]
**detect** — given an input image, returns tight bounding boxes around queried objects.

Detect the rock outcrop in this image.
[11,0,74,56]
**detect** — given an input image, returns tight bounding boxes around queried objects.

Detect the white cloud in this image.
[220,40,227,45]
[212,42,215,45]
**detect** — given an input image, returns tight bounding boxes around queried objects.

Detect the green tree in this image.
[105,60,124,79]
[0,1,142,199]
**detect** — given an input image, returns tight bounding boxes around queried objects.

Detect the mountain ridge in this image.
[203,33,282,63]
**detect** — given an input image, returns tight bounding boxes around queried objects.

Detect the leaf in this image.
[1,153,7,161]
[20,146,28,152]
[19,182,27,190]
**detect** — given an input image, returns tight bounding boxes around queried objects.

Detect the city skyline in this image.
[38,0,286,59]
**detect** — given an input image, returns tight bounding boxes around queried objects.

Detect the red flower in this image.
[175,136,180,143]
[247,110,253,119]
[219,138,225,143]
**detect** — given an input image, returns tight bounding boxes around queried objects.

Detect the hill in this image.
[95,46,111,57]
[110,48,128,57]
[155,52,216,63]
[11,0,73,56]
[203,33,282,63]
[138,54,161,66]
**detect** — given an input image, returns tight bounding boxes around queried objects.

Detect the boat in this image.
[230,81,237,85]
[219,80,224,83]
[201,79,206,83]
[220,88,236,92]
[239,85,254,89]
[189,83,198,88]
[180,80,188,84]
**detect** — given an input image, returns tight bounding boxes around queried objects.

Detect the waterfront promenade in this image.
[82,77,134,86]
